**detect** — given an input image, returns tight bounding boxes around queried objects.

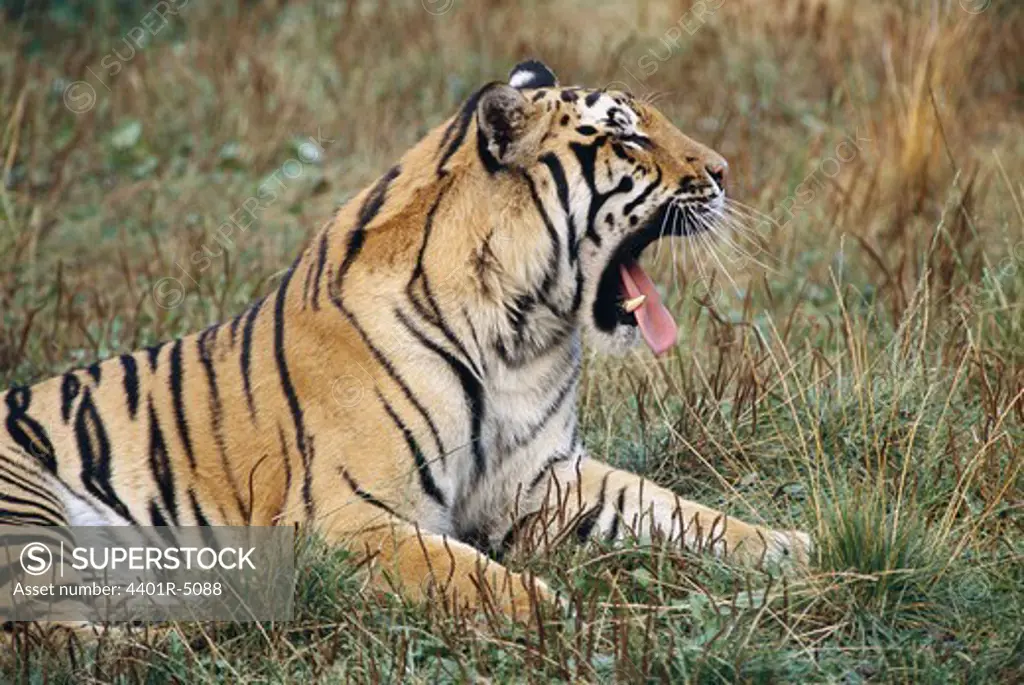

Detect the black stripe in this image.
[571,262,584,314]
[623,165,663,215]
[621,136,654,153]
[405,191,482,383]
[0,492,67,525]
[272,266,313,520]
[239,297,265,421]
[310,232,329,311]
[0,464,65,511]
[573,137,609,246]
[493,300,534,368]
[188,489,211,526]
[575,472,610,542]
[86,362,102,384]
[376,391,446,507]
[463,310,487,376]
[119,354,140,420]
[606,486,628,541]
[341,165,401,268]
[0,510,65,527]
[528,450,573,491]
[539,152,578,261]
[74,389,136,522]
[523,172,564,302]
[571,138,636,247]
[197,326,249,520]
[496,525,518,561]
[394,309,487,481]
[505,359,580,452]
[148,500,169,527]
[229,310,243,346]
[5,388,56,473]
[333,165,402,292]
[437,85,492,177]
[168,339,196,470]
[339,467,400,519]
[302,437,317,520]
[60,373,80,423]
[145,342,164,372]
[147,398,179,525]
[457,526,490,553]
[493,327,573,370]
[359,166,402,228]
[194,327,221,419]
[276,424,293,514]
[0,455,59,486]
[476,125,503,174]
[300,257,315,309]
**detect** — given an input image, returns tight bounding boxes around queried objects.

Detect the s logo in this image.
[20,542,54,576]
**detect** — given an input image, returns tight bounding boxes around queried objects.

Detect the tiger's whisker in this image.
[695,214,746,302]
[724,197,777,224]
[708,210,777,273]
[653,198,673,265]
[713,208,778,265]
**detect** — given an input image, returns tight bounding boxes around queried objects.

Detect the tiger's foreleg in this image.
[530,456,810,566]
[321,509,555,622]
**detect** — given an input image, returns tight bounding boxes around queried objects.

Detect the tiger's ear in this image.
[508,60,558,89]
[476,84,532,168]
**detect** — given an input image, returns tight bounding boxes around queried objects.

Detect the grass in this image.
[1,0,1023,682]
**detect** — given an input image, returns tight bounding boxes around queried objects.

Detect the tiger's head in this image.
[464,60,729,357]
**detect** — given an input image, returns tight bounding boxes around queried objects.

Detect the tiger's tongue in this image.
[619,262,678,356]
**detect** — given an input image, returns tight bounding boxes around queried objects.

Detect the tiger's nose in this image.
[705,159,728,191]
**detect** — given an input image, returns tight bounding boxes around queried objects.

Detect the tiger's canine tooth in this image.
[622,295,646,313]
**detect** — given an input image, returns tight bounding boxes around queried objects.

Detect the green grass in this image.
[2,0,1023,682]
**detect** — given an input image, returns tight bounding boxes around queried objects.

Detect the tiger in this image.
[0,59,810,625]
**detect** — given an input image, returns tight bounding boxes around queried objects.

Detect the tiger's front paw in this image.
[726,526,812,569]
[492,571,563,623]
[759,528,812,568]
[770,528,815,565]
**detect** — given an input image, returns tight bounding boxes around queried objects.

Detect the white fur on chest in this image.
[442,335,582,546]
[59,482,132,527]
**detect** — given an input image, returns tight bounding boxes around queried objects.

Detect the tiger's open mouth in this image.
[593,202,708,356]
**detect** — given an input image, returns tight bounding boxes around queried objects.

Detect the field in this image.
[1,0,1023,682]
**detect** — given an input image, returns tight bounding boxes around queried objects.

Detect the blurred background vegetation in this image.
[1,0,1023,682]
